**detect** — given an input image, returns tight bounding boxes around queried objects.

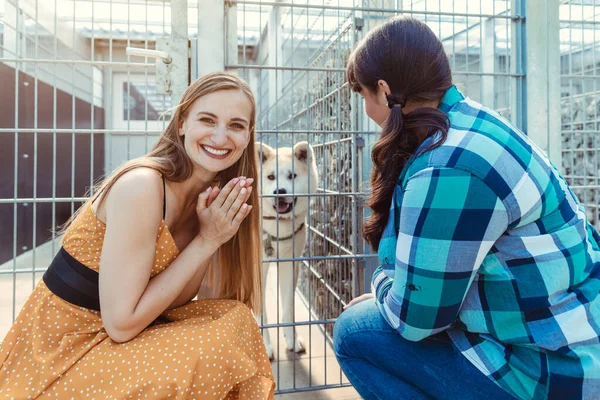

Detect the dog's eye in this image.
[288,173,297,180]
[267,174,275,180]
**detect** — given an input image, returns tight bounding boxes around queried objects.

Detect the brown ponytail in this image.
[366,106,449,250]
[347,17,452,250]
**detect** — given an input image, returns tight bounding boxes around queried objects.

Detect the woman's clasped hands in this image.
[196,176,254,247]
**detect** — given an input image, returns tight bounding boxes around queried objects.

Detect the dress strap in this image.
[162,174,167,220]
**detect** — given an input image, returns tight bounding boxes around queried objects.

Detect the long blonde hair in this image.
[62,71,262,313]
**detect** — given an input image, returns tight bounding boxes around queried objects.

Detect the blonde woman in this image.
[0,72,274,399]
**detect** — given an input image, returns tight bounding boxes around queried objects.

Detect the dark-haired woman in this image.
[333,16,600,400]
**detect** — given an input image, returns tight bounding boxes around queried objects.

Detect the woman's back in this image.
[376,85,600,399]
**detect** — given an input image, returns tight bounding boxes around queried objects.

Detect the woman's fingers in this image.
[206,186,220,206]
[226,185,248,220]
[213,177,240,208]
[221,179,246,213]
[243,185,253,203]
[343,293,375,310]
[196,187,212,213]
[232,204,252,227]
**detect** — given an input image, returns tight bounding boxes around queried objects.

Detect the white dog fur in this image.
[255,141,318,360]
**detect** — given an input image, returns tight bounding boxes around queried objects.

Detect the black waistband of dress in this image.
[43,247,101,311]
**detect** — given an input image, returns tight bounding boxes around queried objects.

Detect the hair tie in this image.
[386,93,406,109]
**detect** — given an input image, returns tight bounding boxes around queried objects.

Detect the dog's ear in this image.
[256,142,275,164]
[293,141,313,163]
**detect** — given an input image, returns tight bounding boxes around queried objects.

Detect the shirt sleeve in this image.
[371,167,509,341]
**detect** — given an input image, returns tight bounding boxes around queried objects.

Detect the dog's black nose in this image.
[273,188,287,195]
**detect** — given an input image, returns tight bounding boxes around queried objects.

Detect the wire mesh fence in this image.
[228,0,525,393]
[559,0,600,230]
[0,0,590,396]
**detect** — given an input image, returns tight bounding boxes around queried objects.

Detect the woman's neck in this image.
[403,98,441,114]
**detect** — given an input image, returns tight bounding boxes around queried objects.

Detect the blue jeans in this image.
[333,299,515,400]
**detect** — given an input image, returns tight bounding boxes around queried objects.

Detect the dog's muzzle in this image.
[272,197,297,214]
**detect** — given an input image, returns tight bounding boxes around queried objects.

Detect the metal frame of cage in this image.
[0,0,578,396]
[559,0,600,230]
[0,0,189,332]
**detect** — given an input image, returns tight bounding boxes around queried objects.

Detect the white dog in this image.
[255,141,319,360]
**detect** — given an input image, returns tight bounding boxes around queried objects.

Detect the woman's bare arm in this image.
[98,170,251,343]
[98,169,218,342]
[165,259,210,310]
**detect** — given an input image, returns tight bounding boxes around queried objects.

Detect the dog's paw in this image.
[286,335,306,354]
[265,343,274,361]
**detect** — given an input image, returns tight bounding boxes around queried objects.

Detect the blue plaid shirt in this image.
[372,86,600,399]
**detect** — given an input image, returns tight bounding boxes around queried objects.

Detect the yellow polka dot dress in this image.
[0,203,275,399]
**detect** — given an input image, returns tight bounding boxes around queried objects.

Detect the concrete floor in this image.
[276,386,362,399]
[0,240,361,399]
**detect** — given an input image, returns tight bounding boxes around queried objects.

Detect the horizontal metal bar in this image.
[259,319,336,329]
[0,269,48,275]
[5,257,378,274]
[567,182,600,186]
[0,129,162,135]
[0,24,91,63]
[316,188,358,197]
[59,17,178,28]
[275,383,354,395]
[311,137,353,148]
[50,0,200,5]
[229,64,524,78]
[0,198,88,204]
[560,19,600,26]
[0,58,155,68]
[564,174,600,179]
[561,127,600,132]
[226,64,345,72]
[260,191,359,199]
[230,1,524,21]
[453,71,525,77]
[2,258,374,273]
[561,74,600,79]
[561,147,600,151]
[257,130,377,134]
[263,253,377,263]
[1,45,97,82]
[561,90,600,99]
[1,191,366,204]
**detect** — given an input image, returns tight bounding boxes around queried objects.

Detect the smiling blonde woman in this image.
[0,72,275,400]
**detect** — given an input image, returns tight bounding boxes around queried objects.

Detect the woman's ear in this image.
[178,119,185,137]
[377,79,391,103]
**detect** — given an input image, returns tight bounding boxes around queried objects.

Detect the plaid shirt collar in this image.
[438,85,464,113]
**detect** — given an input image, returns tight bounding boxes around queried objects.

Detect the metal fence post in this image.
[197,0,226,76]
[526,0,561,167]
